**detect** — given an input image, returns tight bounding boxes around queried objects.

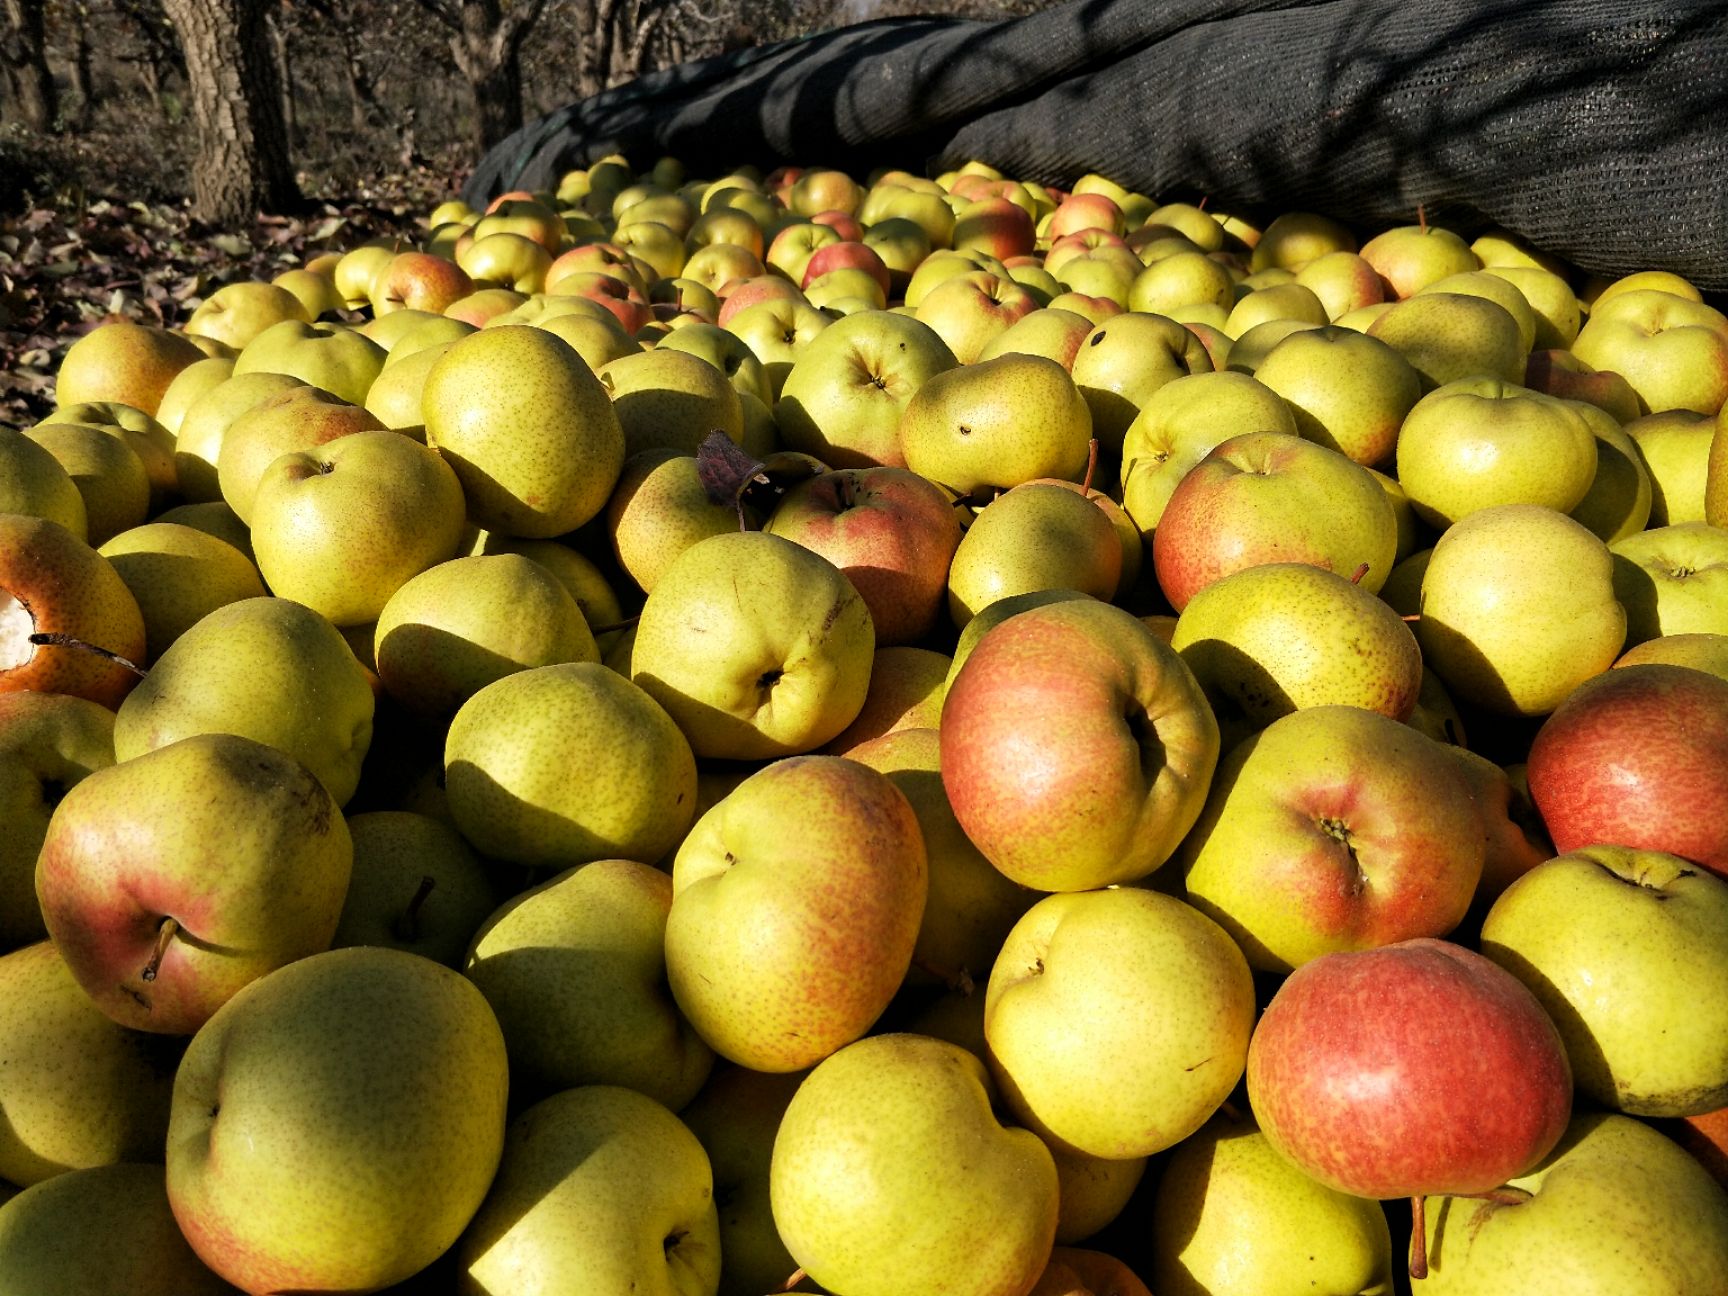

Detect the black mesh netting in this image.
[463,0,1728,287]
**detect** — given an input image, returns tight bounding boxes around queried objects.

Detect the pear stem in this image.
[781,1267,808,1292]
[28,632,147,678]
[1417,204,1429,235]
[1081,437,1100,495]
[393,875,437,943]
[1409,1196,1428,1280]
[142,917,179,982]
[837,470,857,510]
[1350,562,1370,585]
[1402,613,1421,623]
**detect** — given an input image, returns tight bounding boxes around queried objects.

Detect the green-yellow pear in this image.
[0,1163,239,1296]
[1482,264,1582,349]
[464,858,714,1108]
[375,553,599,717]
[249,428,467,626]
[606,448,754,595]
[0,424,88,538]
[184,281,312,351]
[1570,401,1654,544]
[1418,505,1626,716]
[24,420,151,545]
[655,320,774,406]
[150,500,251,558]
[1395,378,1598,528]
[597,345,746,457]
[467,532,626,653]
[0,940,181,1186]
[444,661,696,870]
[900,352,1093,497]
[363,336,457,431]
[216,384,385,525]
[1151,1112,1395,1296]
[770,1033,1059,1296]
[947,481,1121,628]
[35,732,353,1035]
[1359,223,1479,298]
[631,532,876,760]
[1627,409,1715,525]
[232,318,386,406]
[1414,1113,1728,1293]
[39,401,174,507]
[1253,326,1420,466]
[1367,293,1526,389]
[424,324,626,537]
[847,727,1038,988]
[680,1065,805,1296]
[329,810,498,968]
[154,355,235,437]
[1419,270,1540,354]
[97,522,267,663]
[666,756,925,1073]
[984,887,1256,1158]
[820,644,950,755]
[458,1084,721,1296]
[172,369,304,503]
[113,596,375,806]
[0,690,113,950]
[1068,311,1214,455]
[1049,1145,1147,1245]
[1171,561,1423,749]
[52,319,204,417]
[166,947,510,1294]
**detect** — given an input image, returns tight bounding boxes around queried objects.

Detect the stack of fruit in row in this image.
[4,148,1728,1296]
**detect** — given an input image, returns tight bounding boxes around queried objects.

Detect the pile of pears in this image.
[3,149,1728,1296]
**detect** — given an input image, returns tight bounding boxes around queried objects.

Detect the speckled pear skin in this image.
[165,947,509,1295]
[0,940,181,1187]
[423,325,626,538]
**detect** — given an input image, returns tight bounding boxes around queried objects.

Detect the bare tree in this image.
[415,0,550,156]
[1,0,60,130]
[159,0,300,223]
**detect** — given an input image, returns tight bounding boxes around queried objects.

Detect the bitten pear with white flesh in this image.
[631,531,876,761]
[457,1084,722,1296]
[771,1033,1059,1296]
[34,732,352,1035]
[166,947,509,1295]
[1417,504,1626,717]
[665,755,926,1073]
[984,887,1257,1160]
[941,597,1219,892]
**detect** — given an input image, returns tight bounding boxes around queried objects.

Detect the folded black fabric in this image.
[465,0,1728,287]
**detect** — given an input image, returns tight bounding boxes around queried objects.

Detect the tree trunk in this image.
[161,0,300,225]
[267,6,295,145]
[1,0,59,132]
[71,3,96,130]
[418,0,548,157]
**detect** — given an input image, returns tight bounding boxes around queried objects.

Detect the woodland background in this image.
[0,0,1052,422]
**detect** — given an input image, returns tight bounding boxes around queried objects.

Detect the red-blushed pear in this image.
[774,309,955,468]
[1069,311,1216,457]
[1358,222,1480,297]
[424,325,626,538]
[0,514,146,710]
[1246,939,1573,1280]
[848,727,1036,990]
[952,195,1037,261]
[975,307,1098,369]
[1179,705,1484,972]
[1525,662,1728,877]
[167,947,509,1294]
[1445,745,1553,904]
[1171,562,1422,749]
[53,320,205,417]
[800,239,891,299]
[249,428,467,627]
[1396,378,1598,528]
[1029,1248,1153,1296]
[1416,504,1626,717]
[443,285,528,327]
[664,756,925,1072]
[1152,430,1397,611]
[947,481,1122,629]
[112,595,375,807]
[35,732,351,1035]
[1295,249,1387,320]
[1366,292,1526,390]
[984,886,1256,1159]
[1253,326,1420,466]
[1524,348,1641,423]
[1572,289,1728,416]
[941,598,1219,891]
[913,270,1041,363]
[367,250,474,316]
[0,939,180,1187]
[1150,1111,1396,1296]
[443,662,695,873]
[765,466,963,646]
[631,531,875,760]
[463,858,714,1109]
[1664,1106,1728,1187]
[457,1084,721,1296]
[899,352,1092,498]
[770,1033,1059,1296]
[232,319,386,406]
[765,220,842,285]
[0,1163,239,1296]
[1412,1113,1728,1294]
[1611,522,1728,644]
[329,811,498,969]
[1482,845,1728,1117]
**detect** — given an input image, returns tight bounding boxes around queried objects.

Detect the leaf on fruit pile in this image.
[697,429,768,528]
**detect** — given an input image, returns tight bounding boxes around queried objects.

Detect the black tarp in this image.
[464,0,1728,287]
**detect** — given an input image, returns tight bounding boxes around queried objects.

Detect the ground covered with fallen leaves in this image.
[0,138,464,428]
